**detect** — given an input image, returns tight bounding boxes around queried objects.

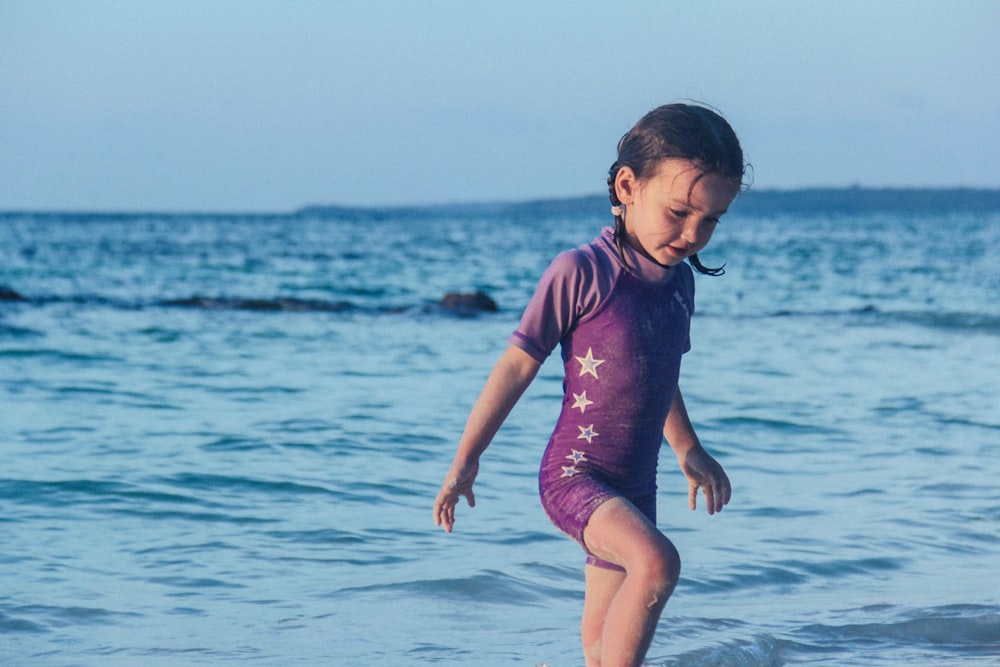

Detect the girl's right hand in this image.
[433,459,479,533]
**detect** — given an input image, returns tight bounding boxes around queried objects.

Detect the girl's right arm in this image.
[433,344,541,532]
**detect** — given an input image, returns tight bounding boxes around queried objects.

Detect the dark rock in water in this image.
[438,290,498,315]
[0,285,26,301]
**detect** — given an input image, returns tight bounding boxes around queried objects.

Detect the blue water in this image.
[2,202,999,665]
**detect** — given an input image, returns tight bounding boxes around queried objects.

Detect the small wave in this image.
[684,566,808,595]
[156,471,417,507]
[787,555,906,578]
[335,570,569,606]
[146,576,246,590]
[199,435,275,453]
[652,633,784,667]
[794,604,1000,655]
[687,555,908,595]
[259,528,368,546]
[1,477,280,526]
[714,416,837,436]
[868,308,1000,334]
[723,305,1000,334]
[652,605,1000,665]
[740,506,823,519]
[0,611,46,634]
[482,529,566,547]
[0,323,43,339]
[0,348,123,363]
[162,472,336,498]
[0,603,140,634]
[1,478,197,509]
[159,295,354,312]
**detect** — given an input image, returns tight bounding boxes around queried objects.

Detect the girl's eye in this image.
[670,209,688,218]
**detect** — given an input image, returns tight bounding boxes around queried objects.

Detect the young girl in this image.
[433,103,746,667]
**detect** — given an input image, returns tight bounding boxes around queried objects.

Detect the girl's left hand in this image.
[680,446,731,515]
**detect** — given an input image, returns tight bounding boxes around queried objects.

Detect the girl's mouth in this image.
[666,245,689,258]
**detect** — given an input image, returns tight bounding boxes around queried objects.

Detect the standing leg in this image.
[582,564,626,666]
[582,497,681,667]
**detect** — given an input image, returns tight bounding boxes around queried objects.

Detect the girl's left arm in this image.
[664,387,731,515]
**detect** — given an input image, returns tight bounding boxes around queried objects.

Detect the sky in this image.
[1,0,998,212]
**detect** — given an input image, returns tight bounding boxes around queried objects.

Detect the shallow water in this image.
[2,207,999,665]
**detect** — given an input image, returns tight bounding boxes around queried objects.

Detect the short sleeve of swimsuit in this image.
[508,244,616,363]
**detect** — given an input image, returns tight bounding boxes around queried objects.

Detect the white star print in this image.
[561,466,578,478]
[574,347,605,379]
[571,391,594,413]
[577,425,598,444]
[565,449,587,464]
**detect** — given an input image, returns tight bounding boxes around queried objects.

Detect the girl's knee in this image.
[640,539,680,597]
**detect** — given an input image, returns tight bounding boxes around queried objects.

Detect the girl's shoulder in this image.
[535,231,622,326]
[545,228,622,283]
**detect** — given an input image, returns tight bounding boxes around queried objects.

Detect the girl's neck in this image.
[609,226,675,282]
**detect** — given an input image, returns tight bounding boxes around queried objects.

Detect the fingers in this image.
[433,482,457,532]
[433,493,453,532]
[688,475,731,515]
[690,481,719,514]
[719,473,732,508]
[683,451,732,515]
[703,484,719,515]
[437,500,458,532]
[706,474,732,514]
[441,504,454,533]
[433,482,475,533]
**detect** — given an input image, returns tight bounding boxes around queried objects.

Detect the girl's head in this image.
[608,103,748,274]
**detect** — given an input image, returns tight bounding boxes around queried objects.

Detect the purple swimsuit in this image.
[510,228,694,570]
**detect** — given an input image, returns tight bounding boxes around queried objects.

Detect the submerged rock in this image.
[438,290,499,315]
[0,285,25,301]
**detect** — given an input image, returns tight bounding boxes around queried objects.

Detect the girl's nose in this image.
[680,220,701,244]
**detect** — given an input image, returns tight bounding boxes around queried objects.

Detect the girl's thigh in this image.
[582,497,677,571]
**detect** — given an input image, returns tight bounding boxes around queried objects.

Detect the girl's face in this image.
[615,159,738,267]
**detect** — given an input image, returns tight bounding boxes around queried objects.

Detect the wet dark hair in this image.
[607,103,749,275]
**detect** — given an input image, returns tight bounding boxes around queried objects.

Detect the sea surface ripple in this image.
[2,207,999,665]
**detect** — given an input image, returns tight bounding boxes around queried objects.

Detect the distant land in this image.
[2,187,999,220]
[297,187,1000,220]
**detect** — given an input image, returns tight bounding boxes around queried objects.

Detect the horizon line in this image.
[2,185,999,217]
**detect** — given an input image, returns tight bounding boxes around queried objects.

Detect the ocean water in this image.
[2,200,999,666]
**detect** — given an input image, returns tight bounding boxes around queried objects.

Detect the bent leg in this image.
[582,497,681,667]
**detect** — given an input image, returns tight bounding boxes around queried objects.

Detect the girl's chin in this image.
[633,240,688,266]
[648,255,685,268]
[652,248,687,265]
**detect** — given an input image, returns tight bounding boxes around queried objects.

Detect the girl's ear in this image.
[614,166,639,205]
